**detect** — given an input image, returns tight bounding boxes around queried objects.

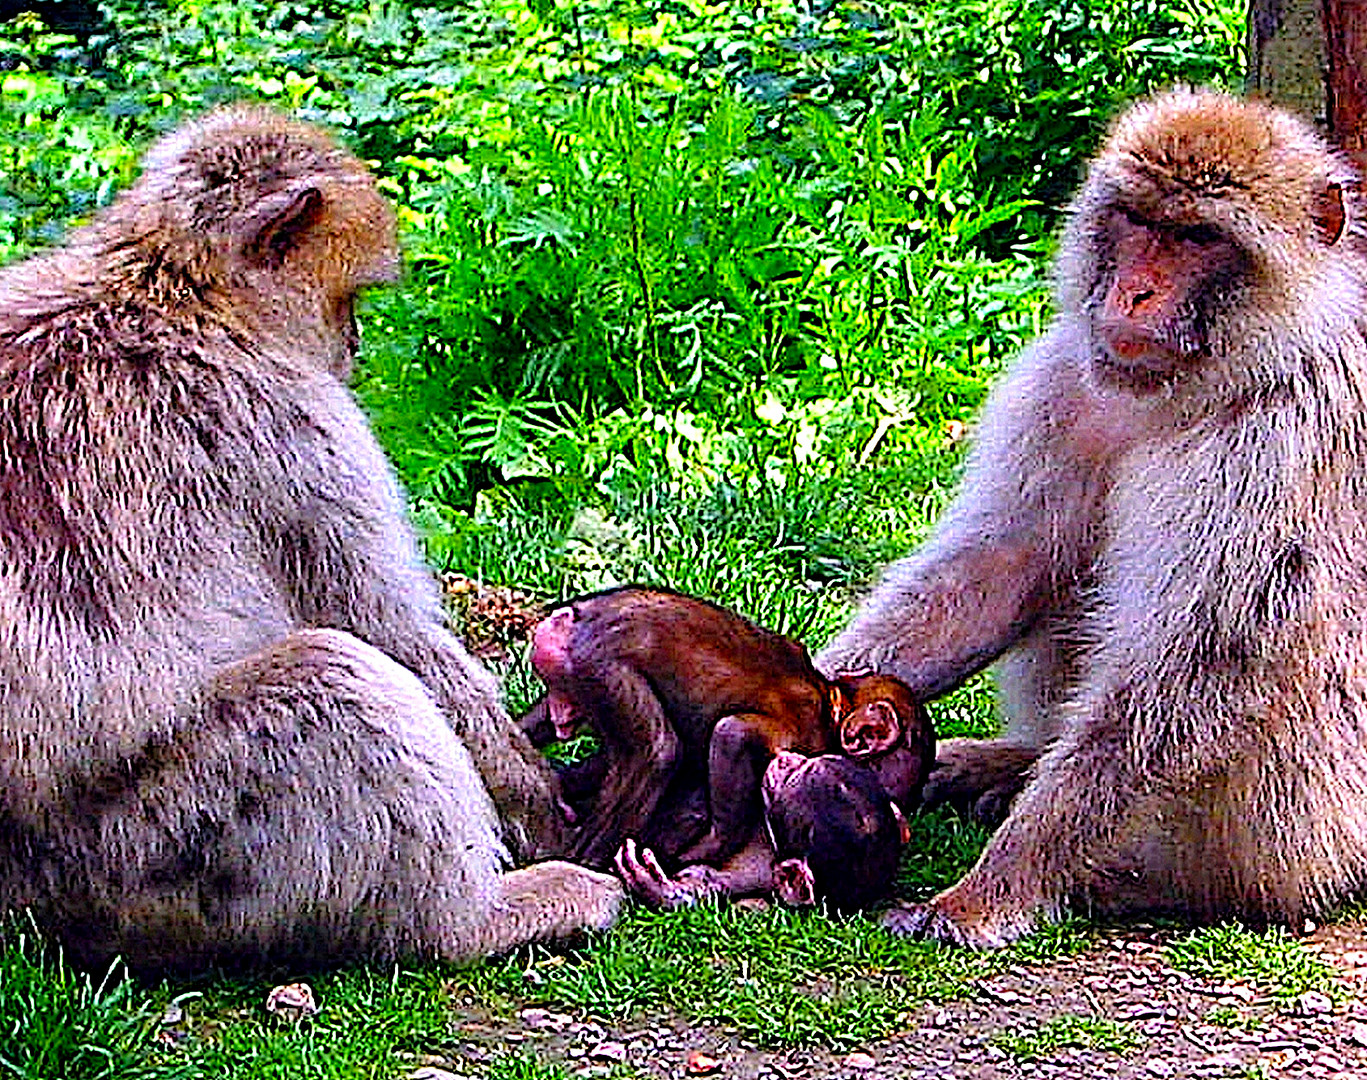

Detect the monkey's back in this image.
[563,586,830,744]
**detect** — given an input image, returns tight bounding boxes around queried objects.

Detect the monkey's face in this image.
[1087,204,1249,385]
[298,177,399,378]
[762,752,904,910]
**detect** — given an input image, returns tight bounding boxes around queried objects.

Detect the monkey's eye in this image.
[1175,223,1223,246]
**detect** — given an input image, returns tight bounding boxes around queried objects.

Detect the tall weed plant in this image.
[0,0,1241,518]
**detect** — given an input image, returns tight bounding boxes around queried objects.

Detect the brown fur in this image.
[818,89,1367,946]
[524,586,928,872]
[0,106,621,975]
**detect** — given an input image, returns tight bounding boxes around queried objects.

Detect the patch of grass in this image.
[990,1012,1138,1062]
[487,1053,576,1080]
[449,902,1092,1050]
[895,806,991,902]
[1164,924,1341,1003]
[0,918,191,1080]
[1007,920,1095,965]
[1202,1005,1261,1031]
[180,967,460,1079]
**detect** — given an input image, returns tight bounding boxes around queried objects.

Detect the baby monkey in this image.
[521,586,931,909]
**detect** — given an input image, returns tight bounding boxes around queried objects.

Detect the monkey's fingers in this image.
[556,797,579,826]
[879,898,1030,949]
[879,902,937,937]
[614,839,694,909]
[613,838,662,894]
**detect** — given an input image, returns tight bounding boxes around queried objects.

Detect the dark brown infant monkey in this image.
[819,89,1367,947]
[615,750,910,911]
[520,586,931,909]
[0,106,621,976]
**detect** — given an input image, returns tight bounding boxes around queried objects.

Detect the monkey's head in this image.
[104,105,399,377]
[762,751,909,912]
[1058,88,1362,387]
[830,672,933,807]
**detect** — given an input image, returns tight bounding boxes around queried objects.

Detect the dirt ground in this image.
[418,922,1367,1080]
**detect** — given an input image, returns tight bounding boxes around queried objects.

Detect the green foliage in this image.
[991,1012,1138,1061]
[0,0,1240,518]
[1164,924,1343,1003]
[0,918,191,1080]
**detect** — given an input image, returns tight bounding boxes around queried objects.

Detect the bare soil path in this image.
[429,922,1367,1080]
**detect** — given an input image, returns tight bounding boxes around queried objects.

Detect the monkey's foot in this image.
[879,894,1038,949]
[921,738,1039,827]
[479,860,624,957]
[614,839,722,909]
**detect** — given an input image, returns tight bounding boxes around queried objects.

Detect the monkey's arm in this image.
[676,711,816,866]
[570,663,681,868]
[262,391,570,859]
[891,416,1324,945]
[817,330,1117,699]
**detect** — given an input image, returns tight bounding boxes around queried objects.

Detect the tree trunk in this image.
[1323,0,1367,167]
[1248,0,1327,123]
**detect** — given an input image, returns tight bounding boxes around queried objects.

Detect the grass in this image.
[457,902,1070,1049]
[5,903,1346,1079]
[990,1012,1138,1062]
[0,918,192,1080]
[1164,924,1343,1004]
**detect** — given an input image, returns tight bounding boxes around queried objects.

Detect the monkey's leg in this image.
[419,637,575,862]
[920,738,1040,826]
[570,663,679,867]
[85,629,620,973]
[469,861,624,956]
[920,620,1075,824]
[676,712,783,866]
[882,711,1138,948]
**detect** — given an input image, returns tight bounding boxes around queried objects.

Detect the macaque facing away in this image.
[818,89,1367,947]
[0,106,621,975]
[522,586,929,909]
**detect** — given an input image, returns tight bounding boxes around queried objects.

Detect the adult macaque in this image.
[616,751,909,911]
[524,586,930,869]
[0,106,621,975]
[818,89,1367,946]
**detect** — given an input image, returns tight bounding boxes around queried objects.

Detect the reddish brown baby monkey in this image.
[521,586,931,906]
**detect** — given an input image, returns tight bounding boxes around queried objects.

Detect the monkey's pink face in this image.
[1092,206,1245,381]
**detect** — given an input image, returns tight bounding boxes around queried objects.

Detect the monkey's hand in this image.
[613,840,723,909]
[879,889,1039,950]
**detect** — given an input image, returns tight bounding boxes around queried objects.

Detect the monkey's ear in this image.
[839,701,902,758]
[891,801,911,846]
[238,184,325,268]
[773,857,817,907]
[1312,182,1346,245]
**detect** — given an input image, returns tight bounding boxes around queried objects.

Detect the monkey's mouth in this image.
[1097,322,1187,369]
[1094,323,1203,388]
